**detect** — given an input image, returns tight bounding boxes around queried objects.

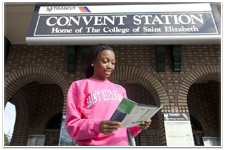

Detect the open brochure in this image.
[110,98,166,128]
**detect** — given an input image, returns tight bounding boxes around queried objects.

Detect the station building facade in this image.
[4,2,221,146]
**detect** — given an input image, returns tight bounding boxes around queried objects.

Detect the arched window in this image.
[45,113,62,129]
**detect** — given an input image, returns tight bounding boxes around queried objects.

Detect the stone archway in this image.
[4,66,70,110]
[179,65,221,145]
[4,66,70,146]
[109,65,169,146]
[177,65,220,103]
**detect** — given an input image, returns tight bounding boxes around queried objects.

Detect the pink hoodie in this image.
[65,77,141,146]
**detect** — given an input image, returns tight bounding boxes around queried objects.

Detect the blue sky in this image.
[4,102,16,140]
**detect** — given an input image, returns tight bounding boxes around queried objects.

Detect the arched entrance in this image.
[178,65,221,146]
[4,66,70,146]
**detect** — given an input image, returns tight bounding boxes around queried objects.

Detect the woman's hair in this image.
[84,44,114,78]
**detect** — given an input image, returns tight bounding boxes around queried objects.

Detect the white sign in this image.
[38,3,212,14]
[164,113,195,146]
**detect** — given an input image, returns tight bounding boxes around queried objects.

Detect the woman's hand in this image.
[99,120,122,135]
[137,119,152,130]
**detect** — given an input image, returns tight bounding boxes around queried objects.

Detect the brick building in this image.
[4,2,221,146]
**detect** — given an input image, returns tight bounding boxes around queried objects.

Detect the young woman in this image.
[65,44,151,146]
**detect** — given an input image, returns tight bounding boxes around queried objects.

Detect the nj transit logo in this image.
[78,6,91,13]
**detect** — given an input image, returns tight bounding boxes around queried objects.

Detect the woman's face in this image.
[92,49,115,81]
